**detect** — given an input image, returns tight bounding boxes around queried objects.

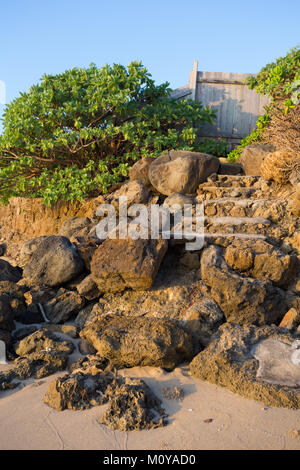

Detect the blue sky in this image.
[0,0,299,125]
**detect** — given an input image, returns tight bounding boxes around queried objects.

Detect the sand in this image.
[1,364,300,450]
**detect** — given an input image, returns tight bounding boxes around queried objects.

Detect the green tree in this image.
[0,61,216,205]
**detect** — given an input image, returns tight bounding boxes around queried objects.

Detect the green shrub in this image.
[0,62,216,205]
[228,47,300,162]
[195,138,229,158]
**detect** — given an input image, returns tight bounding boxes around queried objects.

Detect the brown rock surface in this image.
[80,314,193,371]
[91,236,168,293]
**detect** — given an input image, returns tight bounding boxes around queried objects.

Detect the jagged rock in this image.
[201,245,285,325]
[19,236,48,267]
[99,378,167,431]
[183,296,224,348]
[129,157,155,189]
[44,369,116,411]
[149,150,219,196]
[218,162,243,175]
[75,304,95,330]
[76,274,100,300]
[80,314,193,371]
[23,286,56,306]
[291,184,300,217]
[69,354,108,373]
[0,259,22,283]
[224,239,298,287]
[14,330,74,357]
[0,351,68,391]
[59,217,92,239]
[43,289,85,323]
[178,252,200,270]
[23,236,84,287]
[190,323,300,409]
[91,236,168,293]
[239,144,274,176]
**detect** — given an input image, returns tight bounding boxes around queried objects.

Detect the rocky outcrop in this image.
[91,236,168,293]
[239,144,274,176]
[190,323,300,409]
[99,378,167,431]
[149,150,219,195]
[80,314,193,370]
[23,236,84,287]
[200,245,286,325]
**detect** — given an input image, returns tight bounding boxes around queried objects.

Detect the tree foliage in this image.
[228,47,300,162]
[0,62,216,205]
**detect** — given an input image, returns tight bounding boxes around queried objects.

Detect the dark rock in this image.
[43,289,85,323]
[59,217,92,239]
[76,274,100,300]
[23,236,84,287]
[19,236,48,267]
[0,260,22,283]
[0,351,68,391]
[148,150,219,195]
[80,314,193,371]
[99,378,167,431]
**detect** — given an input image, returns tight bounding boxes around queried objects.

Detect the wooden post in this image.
[189,60,198,101]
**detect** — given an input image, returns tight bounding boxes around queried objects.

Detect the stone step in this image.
[198,198,287,220]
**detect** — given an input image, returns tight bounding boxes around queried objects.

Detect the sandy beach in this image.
[1,363,300,450]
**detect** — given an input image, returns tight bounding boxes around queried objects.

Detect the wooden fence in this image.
[171,61,270,145]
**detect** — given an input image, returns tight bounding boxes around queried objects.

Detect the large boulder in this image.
[224,239,298,288]
[200,245,285,325]
[239,144,274,176]
[80,314,194,371]
[19,236,48,267]
[105,180,150,209]
[0,260,22,283]
[23,236,84,287]
[91,236,168,293]
[190,323,300,409]
[129,157,155,189]
[148,150,219,196]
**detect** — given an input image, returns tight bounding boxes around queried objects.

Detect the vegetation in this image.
[0,62,216,205]
[228,47,300,162]
[195,138,229,158]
